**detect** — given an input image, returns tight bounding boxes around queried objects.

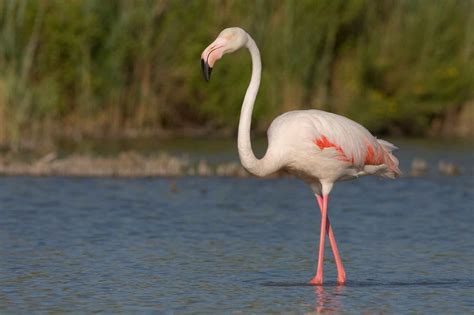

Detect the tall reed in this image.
[0,0,472,147]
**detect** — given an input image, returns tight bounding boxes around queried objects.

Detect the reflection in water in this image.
[313,285,345,314]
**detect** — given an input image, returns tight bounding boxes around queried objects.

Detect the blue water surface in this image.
[0,143,473,313]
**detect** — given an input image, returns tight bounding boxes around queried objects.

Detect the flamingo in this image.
[200,27,400,285]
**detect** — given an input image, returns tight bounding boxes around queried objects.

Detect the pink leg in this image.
[310,194,328,285]
[315,195,346,284]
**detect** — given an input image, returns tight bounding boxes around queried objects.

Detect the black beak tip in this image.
[201,58,212,82]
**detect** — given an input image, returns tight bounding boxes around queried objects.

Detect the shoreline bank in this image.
[0,151,465,178]
[0,151,252,178]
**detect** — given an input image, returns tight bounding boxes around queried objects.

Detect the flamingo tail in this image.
[377,139,401,179]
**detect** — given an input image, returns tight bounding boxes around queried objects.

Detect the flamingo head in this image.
[201,27,248,81]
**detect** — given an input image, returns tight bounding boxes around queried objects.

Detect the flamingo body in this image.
[265,109,400,193]
[201,27,400,285]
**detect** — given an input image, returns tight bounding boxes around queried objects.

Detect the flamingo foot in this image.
[309,276,323,286]
[336,276,346,285]
[336,270,346,285]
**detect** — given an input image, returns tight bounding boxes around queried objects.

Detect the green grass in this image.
[0,0,472,147]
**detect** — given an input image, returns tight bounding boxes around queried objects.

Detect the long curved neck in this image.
[237,36,280,177]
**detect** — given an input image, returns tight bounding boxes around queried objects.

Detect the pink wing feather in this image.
[309,110,400,178]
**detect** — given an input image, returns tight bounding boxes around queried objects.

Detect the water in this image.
[0,142,473,313]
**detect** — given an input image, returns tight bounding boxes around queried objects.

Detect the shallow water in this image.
[1,143,473,313]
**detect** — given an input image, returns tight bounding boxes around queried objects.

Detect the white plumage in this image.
[266,109,400,188]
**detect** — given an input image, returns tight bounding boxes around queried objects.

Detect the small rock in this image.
[438,161,460,176]
[197,160,213,176]
[410,158,428,176]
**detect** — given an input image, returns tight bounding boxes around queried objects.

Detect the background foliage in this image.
[0,0,472,147]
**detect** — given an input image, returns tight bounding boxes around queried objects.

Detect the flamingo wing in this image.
[308,110,400,178]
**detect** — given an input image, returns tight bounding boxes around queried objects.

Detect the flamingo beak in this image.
[200,37,228,82]
[201,58,212,82]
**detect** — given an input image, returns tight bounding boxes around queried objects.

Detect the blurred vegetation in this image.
[0,0,472,148]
